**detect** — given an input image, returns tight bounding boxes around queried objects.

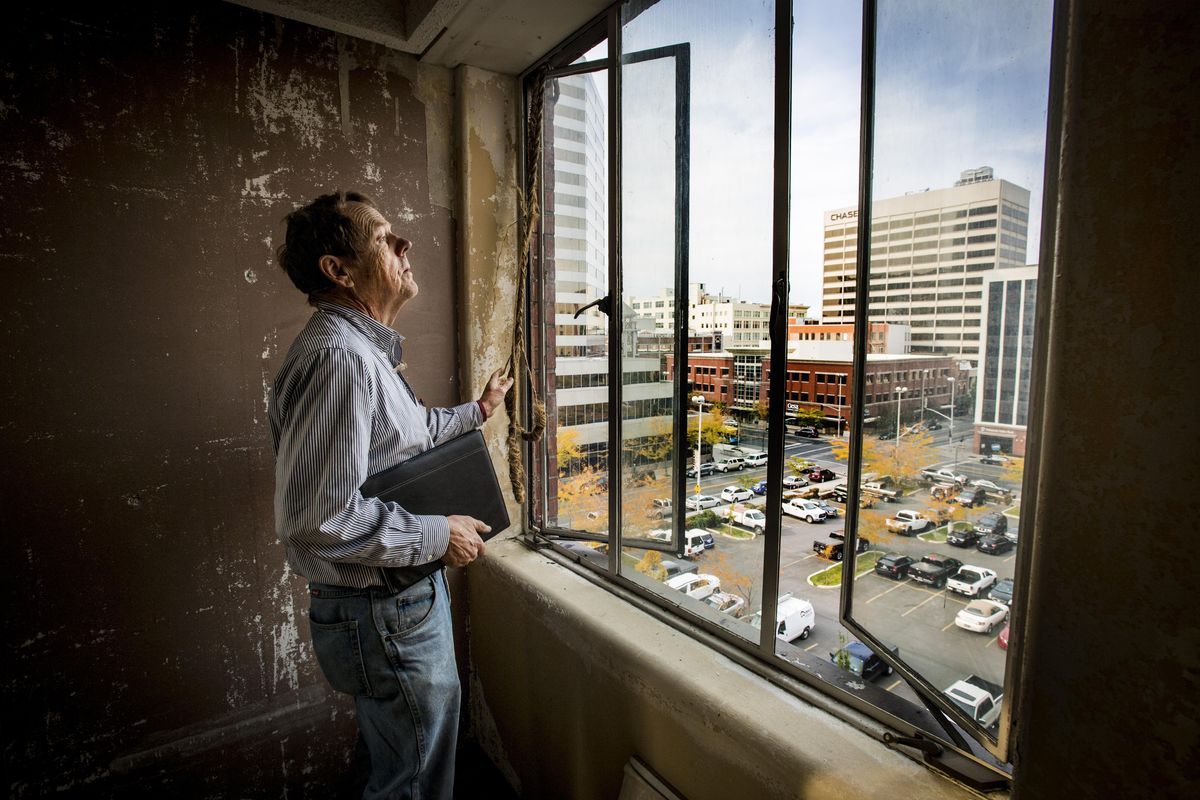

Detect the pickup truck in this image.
[861,474,901,500]
[946,565,998,596]
[718,505,766,533]
[921,466,968,485]
[813,532,871,561]
[886,510,934,535]
[943,675,1004,730]
[905,553,964,588]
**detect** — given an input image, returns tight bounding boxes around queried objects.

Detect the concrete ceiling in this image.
[226,0,611,74]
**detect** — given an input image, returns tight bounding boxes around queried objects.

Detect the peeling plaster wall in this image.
[2,5,462,795]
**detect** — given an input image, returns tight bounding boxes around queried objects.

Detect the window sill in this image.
[464,534,996,799]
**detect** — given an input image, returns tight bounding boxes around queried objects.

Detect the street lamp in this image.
[894,386,909,453]
[837,381,845,439]
[692,394,705,494]
[946,376,956,444]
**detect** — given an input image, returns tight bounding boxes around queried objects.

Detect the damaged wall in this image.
[1,4,464,795]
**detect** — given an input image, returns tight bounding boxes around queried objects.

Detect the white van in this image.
[682,529,708,558]
[748,594,816,642]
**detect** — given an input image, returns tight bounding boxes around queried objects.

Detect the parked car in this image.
[921,466,968,484]
[713,457,746,473]
[703,590,746,616]
[926,421,942,430]
[829,529,871,553]
[795,426,820,438]
[829,641,897,681]
[782,499,826,523]
[979,454,1010,466]
[660,559,697,579]
[947,565,998,596]
[954,599,1009,634]
[690,528,716,549]
[987,577,1015,607]
[747,594,815,642]
[955,486,985,507]
[886,510,933,535]
[973,511,1008,536]
[874,553,914,580]
[970,479,1011,496]
[977,533,1015,555]
[752,479,769,495]
[685,494,719,510]
[685,462,715,478]
[905,553,964,589]
[814,500,841,518]
[720,486,753,503]
[782,474,810,489]
[805,467,838,483]
[947,526,982,548]
[878,431,896,440]
[742,451,769,467]
[646,498,673,519]
[666,572,721,600]
[646,529,671,543]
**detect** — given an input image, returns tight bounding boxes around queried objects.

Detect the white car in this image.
[782,475,809,489]
[665,572,720,600]
[645,529,671,543]
[955,600,1009,634]
[713,458,746,472]
[720,486,753,503]
[685,494,719,510]
[743,452,769,467]
[703,590,746,616]
[946,565,999,597]
[781,499,826,523]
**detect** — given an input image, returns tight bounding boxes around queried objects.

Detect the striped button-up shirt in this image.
[269,301,484,588]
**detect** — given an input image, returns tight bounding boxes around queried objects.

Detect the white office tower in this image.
[548,73,671,464]
[822,167,1031,365]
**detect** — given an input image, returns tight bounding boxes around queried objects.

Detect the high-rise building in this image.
[973,265,1039,457]
[822,166,1031,365]
[546,72,671,467]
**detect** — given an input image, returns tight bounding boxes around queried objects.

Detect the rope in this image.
[504,67,549,503]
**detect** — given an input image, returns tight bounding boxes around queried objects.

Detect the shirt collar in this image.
[315,300,405,356]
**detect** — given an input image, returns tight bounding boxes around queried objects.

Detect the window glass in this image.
[541,69,612,556]
[844,0,1054,750]
[618,0,774,641]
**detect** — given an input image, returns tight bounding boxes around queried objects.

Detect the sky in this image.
[609,0,1054,309]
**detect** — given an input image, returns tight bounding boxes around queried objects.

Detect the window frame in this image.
[518,0,1065,789]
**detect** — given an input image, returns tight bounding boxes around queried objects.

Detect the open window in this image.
[524,0,1059,786]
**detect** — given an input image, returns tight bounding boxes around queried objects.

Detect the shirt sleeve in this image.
[273,348,449,568]
[425,399,486,445]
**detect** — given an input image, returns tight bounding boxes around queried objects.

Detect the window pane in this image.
[844,0,1054,747]
[617,0,774,645]
[542,69,612,556]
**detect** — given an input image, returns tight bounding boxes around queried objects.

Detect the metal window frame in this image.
[517,0,1067,789]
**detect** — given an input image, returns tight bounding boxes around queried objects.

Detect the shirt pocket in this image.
[308,618,374,696]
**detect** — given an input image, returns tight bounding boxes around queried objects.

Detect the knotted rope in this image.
[504,68,549,502]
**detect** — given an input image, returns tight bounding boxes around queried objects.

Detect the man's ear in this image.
[318,255,353,288]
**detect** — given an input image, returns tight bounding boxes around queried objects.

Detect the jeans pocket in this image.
[308,618,374,696]
[385,577,438,638]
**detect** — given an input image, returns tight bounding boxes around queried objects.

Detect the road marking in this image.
[941,619,959,632]
[804,641,821,652]
[901,590,943,617]
[867,581,905,603]
[886,679,902,692]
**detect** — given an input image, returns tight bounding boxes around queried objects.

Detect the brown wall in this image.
[1,5,461,794]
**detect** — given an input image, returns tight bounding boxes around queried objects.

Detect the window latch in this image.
[574,295,611,318]
[882,731,942,757]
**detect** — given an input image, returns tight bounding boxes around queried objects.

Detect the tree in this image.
[635,549,666,581]
[703,550,759,611]
[751,399,770,421]
[829,430,934,486]
[686,405,731,448]
[793,407,824,427]
[556,429,584,476]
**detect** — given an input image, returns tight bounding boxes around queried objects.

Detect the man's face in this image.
[345,203,418,318]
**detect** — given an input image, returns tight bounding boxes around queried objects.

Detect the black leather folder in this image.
[360,429,509,590]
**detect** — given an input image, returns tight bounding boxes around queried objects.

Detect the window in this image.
[528,0,1054,783]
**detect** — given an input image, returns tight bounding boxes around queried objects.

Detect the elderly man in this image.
[268,190,511,799]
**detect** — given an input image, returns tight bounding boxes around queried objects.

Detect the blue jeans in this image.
[307,571,459,800]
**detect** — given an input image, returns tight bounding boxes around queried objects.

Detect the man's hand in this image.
[443,515,490,567]
[479,367,515,419]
